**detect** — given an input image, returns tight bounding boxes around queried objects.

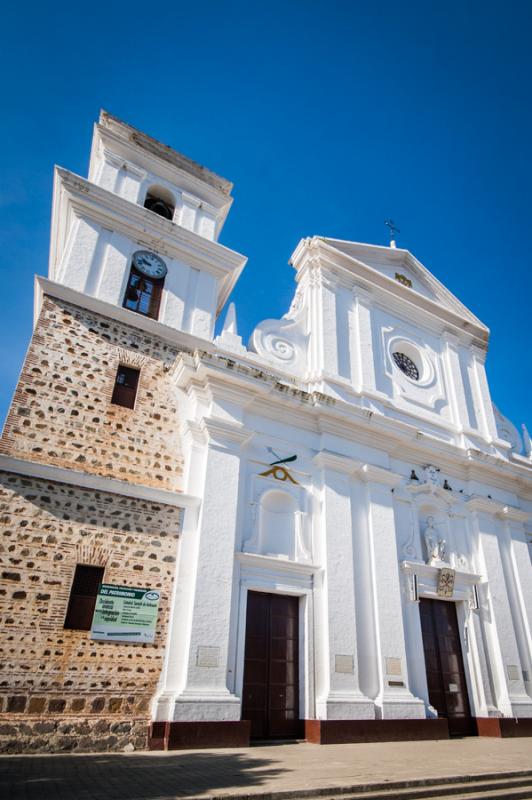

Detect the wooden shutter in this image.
[111,366,140,409]
[64,564,104,631]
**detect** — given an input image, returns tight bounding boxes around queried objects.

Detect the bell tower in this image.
[49,111,246,339]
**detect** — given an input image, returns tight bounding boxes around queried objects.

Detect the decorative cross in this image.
[385,218,400,246]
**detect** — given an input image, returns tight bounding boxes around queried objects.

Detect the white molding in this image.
[401,559,482,586]
[236,551,320,578]
[313,451,362,474]
[199,416,254,447]
[0,454,199,513]
[32,280,532,498]
[357,463,403,488]
[291,237,488,348]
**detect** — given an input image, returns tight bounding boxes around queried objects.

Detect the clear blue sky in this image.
[1,0,530,436]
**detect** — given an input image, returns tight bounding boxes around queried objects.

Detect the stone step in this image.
[426,788,532,800]
[194,771,532,800]
[327,777,532,800]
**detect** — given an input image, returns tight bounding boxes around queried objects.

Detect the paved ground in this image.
[2,738,532,800]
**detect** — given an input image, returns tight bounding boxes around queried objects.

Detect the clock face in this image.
[132,250,167,279]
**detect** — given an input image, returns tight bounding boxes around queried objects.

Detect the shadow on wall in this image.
[0,751,286,800]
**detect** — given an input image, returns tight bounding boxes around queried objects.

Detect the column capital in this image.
[199,416,254,449]
[465,495,505,515]
[357,463,402,488]
[442,330,460,347]
[313,451,362,474]
[352,284,373,304]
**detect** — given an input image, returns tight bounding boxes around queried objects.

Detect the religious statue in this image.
[424,516,446,564]
[423,465,440,486]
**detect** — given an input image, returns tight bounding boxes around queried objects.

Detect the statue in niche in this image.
[424,516,446,564]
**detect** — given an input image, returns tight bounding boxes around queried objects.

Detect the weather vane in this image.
[384,218,400,248]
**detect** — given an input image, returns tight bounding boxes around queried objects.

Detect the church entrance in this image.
[419,598,475,736]
[242,591,300,739]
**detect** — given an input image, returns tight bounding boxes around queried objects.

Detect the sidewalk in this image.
[2,738,532,800]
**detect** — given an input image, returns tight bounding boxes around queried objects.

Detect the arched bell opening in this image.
[143,184,175,220]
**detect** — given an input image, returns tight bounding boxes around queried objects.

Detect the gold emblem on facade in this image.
[395,272,412,288]
[258,449,299,484]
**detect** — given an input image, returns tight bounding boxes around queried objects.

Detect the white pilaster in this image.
[359,464,425,719]
[352,287,376,393]
[170,418,252,721]
[500,510,532,700]
[468,499,532,717]
[442,331,471,433]
[470,346,498,442]
[313,452,374,720]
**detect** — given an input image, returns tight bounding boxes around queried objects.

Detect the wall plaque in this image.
[91,584,160,644]
[437,568,456,598]
[197,646,220,668]
[507,664,520,681]
[335,654,354,674]
[385,657,402,676]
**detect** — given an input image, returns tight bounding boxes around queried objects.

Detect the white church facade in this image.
[0,112,531,751]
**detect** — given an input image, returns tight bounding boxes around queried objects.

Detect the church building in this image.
[1,111,531,752]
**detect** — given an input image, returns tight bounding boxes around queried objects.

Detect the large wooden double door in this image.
[242,592,300,739]
[420,598,475,736]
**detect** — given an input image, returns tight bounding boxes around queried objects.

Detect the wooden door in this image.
[420,598,475,736]
[242,591,300,739]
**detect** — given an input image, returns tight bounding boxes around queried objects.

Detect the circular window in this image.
[392,351,420,381]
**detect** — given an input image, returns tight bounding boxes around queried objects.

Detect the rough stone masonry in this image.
[0,296,186,752]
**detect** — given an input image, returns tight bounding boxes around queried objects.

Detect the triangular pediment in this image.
[318,238,488,335]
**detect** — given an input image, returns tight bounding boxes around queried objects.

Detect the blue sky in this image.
[0,0,530,435]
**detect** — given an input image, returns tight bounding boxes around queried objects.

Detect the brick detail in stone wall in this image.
[0,470,183,752]
[0,296,185,491]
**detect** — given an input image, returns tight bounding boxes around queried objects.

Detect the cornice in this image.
[465,495,506,515]
[94,116,233,206]
[31,282,532,499]
[498,506,530,523]
[0,454,199,514]
[50,167,247,315]
[401,559,482,585]
[404,482,457,505]
[35,277,209,352]
[465,496,529,523]
[236,551,320,578]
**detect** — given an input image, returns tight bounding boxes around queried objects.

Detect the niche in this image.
[258,489,298,560]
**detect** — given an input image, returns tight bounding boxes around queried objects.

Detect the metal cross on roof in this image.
[385,218,400,247]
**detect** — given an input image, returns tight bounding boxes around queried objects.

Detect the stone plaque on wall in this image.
[507,664,521,681]
[385,657,402,676]
[196,646,220,668]
[335,654,354,674]
[437,568,456,598]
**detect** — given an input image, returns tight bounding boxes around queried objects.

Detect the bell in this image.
[146,197,173,220]
[126,287,139,302]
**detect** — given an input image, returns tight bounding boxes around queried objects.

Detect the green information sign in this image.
[90,584,160,644]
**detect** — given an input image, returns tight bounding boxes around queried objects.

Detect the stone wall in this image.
[0,470,183,752]
[0,296,184,492]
